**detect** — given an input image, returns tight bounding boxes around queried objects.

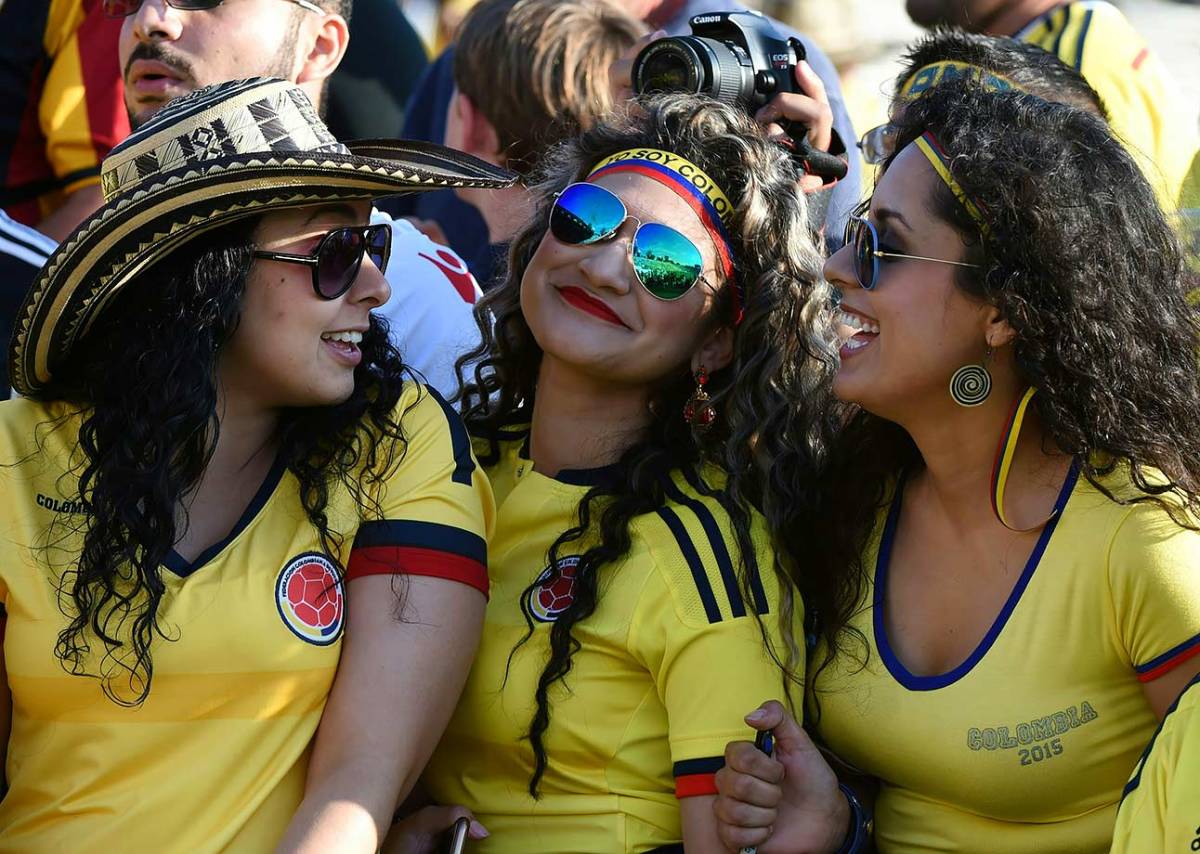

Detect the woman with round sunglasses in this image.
[405,95,838,853]
[709,81,1200,854]
[0,79,516,852]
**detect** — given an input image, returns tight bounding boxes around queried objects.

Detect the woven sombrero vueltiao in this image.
[9,76,517,397]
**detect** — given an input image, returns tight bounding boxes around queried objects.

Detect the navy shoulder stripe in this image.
[1120,671,1200,803]
[663,477,746,619]
[655,506,722,623]
[424,385,475,485]
[1072,8,1093,70]
[680,468,769,615]
[1049,6,1071,58]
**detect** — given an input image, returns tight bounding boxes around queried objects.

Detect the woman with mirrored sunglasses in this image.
[711,81,1200,854]
[0,79,510,852]
[396,95,840,853]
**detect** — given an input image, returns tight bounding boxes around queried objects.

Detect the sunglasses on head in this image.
[845,214,979,291]
[103,0,322,17]
[857,123,899,167]
[253,223,391,300]
[548,182,708,302]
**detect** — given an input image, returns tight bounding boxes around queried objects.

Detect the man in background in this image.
[115,0,502,395]
[391,0,862,285]
[905,0,1198,212]
[0,0,129,240]
[440,0,644,280]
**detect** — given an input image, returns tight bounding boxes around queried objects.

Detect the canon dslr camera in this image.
[632,10,846,181]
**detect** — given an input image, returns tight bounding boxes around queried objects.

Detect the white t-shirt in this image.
[371,209,483,397]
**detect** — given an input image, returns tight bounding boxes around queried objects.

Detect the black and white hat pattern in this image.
[10,77,517,397]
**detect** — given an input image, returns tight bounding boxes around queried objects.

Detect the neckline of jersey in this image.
[161,453,288,578]
[515,431,620,487]
[872,457,1081,692]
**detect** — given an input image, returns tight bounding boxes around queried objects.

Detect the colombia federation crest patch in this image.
[275,552,345,645]
[528,556,581,623]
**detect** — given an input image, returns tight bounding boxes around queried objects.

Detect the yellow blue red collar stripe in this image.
[587,148,744,324]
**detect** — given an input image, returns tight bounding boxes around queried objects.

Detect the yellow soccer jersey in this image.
[812,463,1200,853]
[1111,673,1200,854]
[0,384,492,853]
[1016,0,1199,212]
[424,428,802,853]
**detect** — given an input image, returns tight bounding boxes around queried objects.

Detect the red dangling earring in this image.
[683,367,717,433]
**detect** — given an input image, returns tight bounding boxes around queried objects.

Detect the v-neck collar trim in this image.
[162,454,288,578]
[872,458,1081,691]
[515,431,620,487]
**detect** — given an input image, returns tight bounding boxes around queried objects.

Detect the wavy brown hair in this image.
[34,217,413,706]
[455,94,840,795]
[806,82,1200,707]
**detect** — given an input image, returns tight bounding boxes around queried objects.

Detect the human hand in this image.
[381,805,488,854]
[755,62,838,193]
[608,29,666,104]
[714,701,849,854]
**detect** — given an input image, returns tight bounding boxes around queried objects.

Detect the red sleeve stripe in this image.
[1136,632,1200,682]
[673,756,724,798]
[675,773,718,798]
[348,545,488,597]
[1132,47,1149,71]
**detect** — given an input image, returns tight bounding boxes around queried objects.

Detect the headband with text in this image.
[587,148,744,324]
[899,61,1023,102]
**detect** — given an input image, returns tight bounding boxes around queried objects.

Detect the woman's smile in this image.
[556,286,630,328]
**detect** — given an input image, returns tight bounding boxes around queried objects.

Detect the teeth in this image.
[835,309,879,335]
[321,330,363,344]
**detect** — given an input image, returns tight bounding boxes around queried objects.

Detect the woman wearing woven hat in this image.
[398,95,839,853]
[709,82,1200,854]
[0,78,515,852]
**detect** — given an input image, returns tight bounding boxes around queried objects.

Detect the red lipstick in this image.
[558,287,627,327]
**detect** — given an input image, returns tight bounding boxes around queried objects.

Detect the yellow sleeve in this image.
[346,383,495,596]
[630,495,802,798]
[1111,675,1200,853]
[39,0,129,193]
[1107,503,1200,682]
[1071,2,1198,209]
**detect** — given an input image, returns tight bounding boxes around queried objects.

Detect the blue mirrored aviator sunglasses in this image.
[549,182,706,302]
[103,0,322,17]
[254,224,391,300]
[845,214,979,291]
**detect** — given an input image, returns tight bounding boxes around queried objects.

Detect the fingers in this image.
[743,700,787,732]
[724,740,785,785]
[715,762,782,806]
[609,30,665,104]
[753,62,833,153]
[716,816,773,853]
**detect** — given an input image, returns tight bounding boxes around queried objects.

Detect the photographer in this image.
[390,1,860,284]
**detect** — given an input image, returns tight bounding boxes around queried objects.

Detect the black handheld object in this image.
[737,728,776,854]
[446,816,470,854]
[631,11,847,182]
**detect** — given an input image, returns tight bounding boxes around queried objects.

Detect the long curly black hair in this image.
[806,82,1200,699]
[36,216,412,706]
[455,94,839,796]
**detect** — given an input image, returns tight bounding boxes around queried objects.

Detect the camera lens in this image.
[633,39,706,95]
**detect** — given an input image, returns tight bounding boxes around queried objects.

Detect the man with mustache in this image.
[115,0,500,396]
